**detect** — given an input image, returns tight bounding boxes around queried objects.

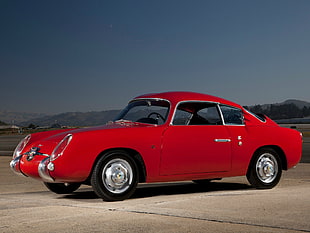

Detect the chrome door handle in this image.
[214,139,231,142]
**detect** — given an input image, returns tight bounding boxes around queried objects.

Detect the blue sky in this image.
[1,0,310,113]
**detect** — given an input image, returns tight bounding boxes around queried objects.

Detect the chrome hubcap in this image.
[102,158,133,194]
[256,153,278,183]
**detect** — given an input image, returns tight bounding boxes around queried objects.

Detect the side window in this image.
[173,102,222,125]
[196,105,222,125]
[220,105,244,125]
[173,109,192,125]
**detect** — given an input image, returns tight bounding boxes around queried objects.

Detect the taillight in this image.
[50,134,72,161]
[13,135,31,159]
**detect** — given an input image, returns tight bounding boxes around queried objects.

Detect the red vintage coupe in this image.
[10,92,302,201]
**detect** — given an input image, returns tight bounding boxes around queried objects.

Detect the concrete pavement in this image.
[0,155,309,232]
[1,134,309,232]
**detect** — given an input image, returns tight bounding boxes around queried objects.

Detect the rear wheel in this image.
[247,148,282,189]
[91,150,139,201]
[44,182,81,194]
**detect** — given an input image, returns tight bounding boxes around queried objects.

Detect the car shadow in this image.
[61,190,98,199]
[132,182,251,199]
[61,181,252,200]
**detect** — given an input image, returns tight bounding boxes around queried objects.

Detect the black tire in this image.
[246,148,282,189]
[44,182,81,194]
[91,150,139,201]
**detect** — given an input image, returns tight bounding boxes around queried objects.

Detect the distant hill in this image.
[281,99,310,109]
[257,99,310,110]
[20,110,121,127]
[245,99,310,121]
[1,99,309,127]
[0,111,48,125]
[0,120,7,126]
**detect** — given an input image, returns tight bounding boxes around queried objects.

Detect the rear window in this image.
[244,109,266,122]
[220,105,244,125]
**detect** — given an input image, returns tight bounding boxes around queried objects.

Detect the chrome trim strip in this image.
[218,104,245,126]
[127,98,171,125]
[214,139,231,143]
[38,157,55,182]
[170,100,221,125]
[217,104,225,125]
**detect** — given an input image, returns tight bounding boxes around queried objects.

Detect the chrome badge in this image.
[26,147,40,161]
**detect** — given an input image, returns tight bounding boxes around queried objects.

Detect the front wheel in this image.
[44,182,81,194]
[246,148,282,189]
[91,150,139,201]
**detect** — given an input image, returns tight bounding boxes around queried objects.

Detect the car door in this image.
[219,105,250,172]
[160,102,232,175]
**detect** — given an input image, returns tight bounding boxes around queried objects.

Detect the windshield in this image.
[115,99,170,125]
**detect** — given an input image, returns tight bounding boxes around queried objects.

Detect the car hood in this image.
[68,121,152,135]
[26,121,152,150]
[18,121,153,156]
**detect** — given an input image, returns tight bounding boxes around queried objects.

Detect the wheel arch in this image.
[86,147,147,185]
[247,145,287,175]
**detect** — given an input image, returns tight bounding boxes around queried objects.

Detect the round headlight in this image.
[13,135,31,159]
[50,134,72,161]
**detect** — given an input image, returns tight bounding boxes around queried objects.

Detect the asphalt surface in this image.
[0,134,309,232]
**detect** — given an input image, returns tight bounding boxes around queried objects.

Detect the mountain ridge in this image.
[281,99,310,108]
[20,110,121,127]
[1,99,309,127]
[257,99,310,110]
[245,99,310,121]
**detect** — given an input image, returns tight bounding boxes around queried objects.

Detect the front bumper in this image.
[38,157,54,182]
[10,155,26,177]
[10,155,55,183]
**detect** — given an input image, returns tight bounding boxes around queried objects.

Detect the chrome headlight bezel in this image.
[12,135,31,159]
[50,134,73,161]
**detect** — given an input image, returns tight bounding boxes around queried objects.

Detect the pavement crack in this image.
[120,209,310,233]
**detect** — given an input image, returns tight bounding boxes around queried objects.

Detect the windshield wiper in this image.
[114,119,133,123]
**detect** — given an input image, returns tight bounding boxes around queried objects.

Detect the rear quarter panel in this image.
[245,125,302,170]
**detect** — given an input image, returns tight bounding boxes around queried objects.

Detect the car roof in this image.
[134,91,242,109]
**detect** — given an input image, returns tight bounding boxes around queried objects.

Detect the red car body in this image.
[10,92,302,201]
